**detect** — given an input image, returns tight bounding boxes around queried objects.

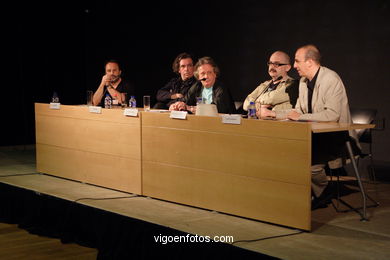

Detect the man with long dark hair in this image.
[154,52,197,109]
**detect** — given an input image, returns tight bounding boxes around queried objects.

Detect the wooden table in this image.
[35,103,142,194]
[141,113,313,229]
[35,103,373,230]
[141,114,374,230]
[310,121,374,133]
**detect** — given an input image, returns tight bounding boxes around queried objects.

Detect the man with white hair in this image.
[170,56,236,114]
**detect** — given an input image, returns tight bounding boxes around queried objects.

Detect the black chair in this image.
[350,108,384,182]
[328,108,380,220]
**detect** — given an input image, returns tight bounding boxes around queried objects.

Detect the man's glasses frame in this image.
[267,61,289,67]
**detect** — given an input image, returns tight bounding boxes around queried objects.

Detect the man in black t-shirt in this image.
[92,60,135,107]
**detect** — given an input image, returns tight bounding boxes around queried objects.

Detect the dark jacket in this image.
[285,78,299,108]
[185,80,236,114]
[156,76,197,107]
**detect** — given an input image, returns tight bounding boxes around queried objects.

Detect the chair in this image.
[328,108,380,220]
[351,108,377,182]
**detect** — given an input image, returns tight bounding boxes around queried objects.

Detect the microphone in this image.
[274,76,283,82]
[254,76,284,101]
[266,76,283,92]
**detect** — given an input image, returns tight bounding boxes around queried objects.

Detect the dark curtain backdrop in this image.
[6,0,390,162]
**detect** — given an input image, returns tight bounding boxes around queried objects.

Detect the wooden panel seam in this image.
[36,113,139,126]
[142,160,310,186]
[142,125,310,141]
[36,143,140,160]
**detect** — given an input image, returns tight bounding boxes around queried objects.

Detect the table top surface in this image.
[35,103,375,133]
[310,122,375,133]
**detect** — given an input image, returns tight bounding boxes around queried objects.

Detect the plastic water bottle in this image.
[248,101,257,119]
[196,97,203,105]
[104,94,112,109]
[129,96,137,108]
[52,92,59,103]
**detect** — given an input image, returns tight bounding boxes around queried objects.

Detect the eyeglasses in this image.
[267,61,289,67]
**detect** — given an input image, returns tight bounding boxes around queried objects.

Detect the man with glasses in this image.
[243,51,298,118]
[153,52,197,109]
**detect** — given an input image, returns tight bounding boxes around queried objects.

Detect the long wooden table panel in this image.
[35,103,142,194]
[141,112,312,230]
[35,104,374,231]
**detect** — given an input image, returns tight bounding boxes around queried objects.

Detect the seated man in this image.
[170,56,236,114]
[92,60,135,106]
[243,51,298,118]
[153,53,197,109]
[264,45,360,206]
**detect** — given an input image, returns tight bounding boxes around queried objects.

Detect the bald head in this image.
[267,51,291,80]
[270,51,291,65]
[299,45,321,64]
[294,45,321,80]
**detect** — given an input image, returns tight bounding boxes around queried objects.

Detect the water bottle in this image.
[104,94,112,109]
[129,96,137,108]
[248,101,257,119]
[196,97,203,105]
[52,92,59,103]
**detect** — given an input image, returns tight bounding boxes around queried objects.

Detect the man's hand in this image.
[171,93,184,99]
[169,101,187,111]
[186,105,196,114]
[287,110,301,121]
[256,104,275,119]
[102,74,112,87]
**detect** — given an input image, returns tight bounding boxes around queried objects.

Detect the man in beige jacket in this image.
[268,45,358,206]
[243,51,298,118]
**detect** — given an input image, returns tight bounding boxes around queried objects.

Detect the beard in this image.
[110,75,120,83]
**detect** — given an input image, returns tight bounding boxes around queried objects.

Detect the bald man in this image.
[243,51,298,118]
[272,45,359,207]
[287,45,353,124]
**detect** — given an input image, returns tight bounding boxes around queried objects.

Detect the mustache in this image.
[110,75,120,83]
[269,69,277,73]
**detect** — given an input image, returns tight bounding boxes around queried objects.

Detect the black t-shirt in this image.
[99,79,135,106]
[285,79,299,108]
[307,68,320,113]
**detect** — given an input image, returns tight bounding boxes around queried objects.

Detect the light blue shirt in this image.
[202,87,213,104]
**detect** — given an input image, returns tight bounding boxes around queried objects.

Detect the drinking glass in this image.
[143,95,150,111]
[121,93,128,109]
[86,90,93,106]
